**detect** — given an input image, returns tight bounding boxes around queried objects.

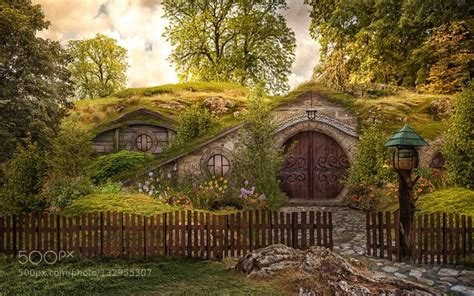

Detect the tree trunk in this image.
[398,170,417,259]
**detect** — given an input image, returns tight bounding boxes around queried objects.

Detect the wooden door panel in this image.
[281,131,349,200]
[281,132,310,200]
[311,132,349,200]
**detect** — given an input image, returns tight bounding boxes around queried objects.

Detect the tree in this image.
[0,0,73,163]
[67,33,129,98]
[162,0,296,94]
[1,141,48,212]
[305,0,472,89]
[232,89,286,209]
[443,80,474,188]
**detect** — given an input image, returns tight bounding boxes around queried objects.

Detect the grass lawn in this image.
[60,193,180,216]
[0,256,280,295]
[415,187,474,217]
[384,187,474,217]
[60,192,241,217]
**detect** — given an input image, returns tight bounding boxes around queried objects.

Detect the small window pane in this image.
[136,134,153,152]
[207,154,230,177]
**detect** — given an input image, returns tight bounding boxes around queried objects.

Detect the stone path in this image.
[283,206,474,295]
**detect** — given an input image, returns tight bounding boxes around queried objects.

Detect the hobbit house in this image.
[91,92,442,205]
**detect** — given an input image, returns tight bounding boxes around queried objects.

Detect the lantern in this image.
[393,146,419,170]
[306,108,318,121]
[384,125,428,171]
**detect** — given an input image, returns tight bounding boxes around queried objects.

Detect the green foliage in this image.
[305,0,473,90]
[344,124,396,210]
[48,117,94,177]
[67,33,129,98]
[90,150,155,185]
[169,104,219,148]
[95,182,122,194]
[414,22,474,93]
[313,49,349,90]
[61,193,179,217]
[162,0,296,94]
[345,124,394,188]
[41,175,93,209]
[443,81,474,188]
[1,142,48,212]
[0,0,73,163]
[232,91,286,210]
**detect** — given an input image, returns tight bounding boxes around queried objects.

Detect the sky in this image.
[34,0,320,91]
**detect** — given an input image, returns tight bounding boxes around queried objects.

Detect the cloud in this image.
[33,0,319,91]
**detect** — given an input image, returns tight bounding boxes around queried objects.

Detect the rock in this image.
[202,96,235,114]
[429,99,453,119]
[451,285,474,296]
[461,270,474,276]
[234,244,302,277]
[437,281,453,287]
[329,280,371,296]
[394,272,408,279]
[410,269,425,278]
[417,278,435,286]
[235,245,440,295]
[439,277,458,284]
[438,268,460,277]
[382,266,399,273]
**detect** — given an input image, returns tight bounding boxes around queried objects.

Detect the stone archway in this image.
[275,114,358,203]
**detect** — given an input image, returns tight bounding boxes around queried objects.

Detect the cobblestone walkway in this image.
[283,206,474,295]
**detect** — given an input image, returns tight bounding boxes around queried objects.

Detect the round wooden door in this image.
[280,131,350,200]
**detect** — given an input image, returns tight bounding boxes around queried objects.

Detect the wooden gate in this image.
[281,131,349,200]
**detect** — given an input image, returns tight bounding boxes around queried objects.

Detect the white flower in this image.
[138,183,142,188]
[148,172,154,177]
[167,173,172,179]
[139,189,143,193]
[149,190,154,196]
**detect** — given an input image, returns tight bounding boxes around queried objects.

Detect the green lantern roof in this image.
[384,124,429,147]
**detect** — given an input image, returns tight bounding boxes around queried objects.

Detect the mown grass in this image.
[60,192,241,217]
[384,187,474,217]
[0,256,280,295]
[60,193,179,216]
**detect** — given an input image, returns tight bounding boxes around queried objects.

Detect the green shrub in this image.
[232,91,286,210]
[48,116,94,177]
[95,182,122,194]
[344,124,396,210]
[170,104,219,147]
[41,175,93,209]
[91,150,155,184]
[1,141,48,212]
[443,80,474,188]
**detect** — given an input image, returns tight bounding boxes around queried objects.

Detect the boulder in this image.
[202,96,235,115]
[429,99,453,119]
[235,245,440,295]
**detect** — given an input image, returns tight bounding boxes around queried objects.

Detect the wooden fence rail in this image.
[367,211,473,264]
[0,210,333,260]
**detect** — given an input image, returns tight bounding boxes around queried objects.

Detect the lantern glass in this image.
[393,146,419,171]
[306,108,317,121]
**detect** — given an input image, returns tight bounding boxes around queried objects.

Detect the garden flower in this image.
[167,173,172,179]
[148,172,154,177]
[244,180,249,185]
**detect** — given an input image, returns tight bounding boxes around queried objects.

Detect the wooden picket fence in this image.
[367,211,473,264]
[0,210,332,259]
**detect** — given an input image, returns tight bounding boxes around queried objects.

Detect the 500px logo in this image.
[17,250,74,265]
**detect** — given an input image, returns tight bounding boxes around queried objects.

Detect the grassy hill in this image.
[71,82,250,132]
[71,81,452,148]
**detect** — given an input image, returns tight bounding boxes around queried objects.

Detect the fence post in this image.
[100,212,104,257]
[249,211,253,252]
[395,211,401,262]
[12,215,17,257]
[328,211,333,250]
[442,213,447,264]
[143,215,147,259]
[163,212,168,257]
[187,210,192,258]
[291,212,297,249]
[56,215,61,254]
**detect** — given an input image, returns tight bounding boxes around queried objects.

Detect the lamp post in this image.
[384,125,428,258]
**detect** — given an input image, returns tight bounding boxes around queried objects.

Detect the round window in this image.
[135,134,154,152]
[207,154,230,177]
